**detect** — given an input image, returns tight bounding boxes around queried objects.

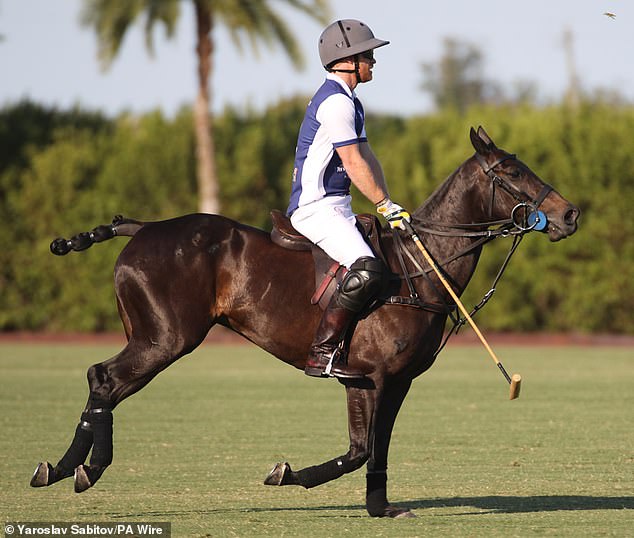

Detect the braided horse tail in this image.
[50,215,145,256]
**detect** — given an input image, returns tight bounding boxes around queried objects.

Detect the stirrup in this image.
[305,343,365,379]
[324,344,345,377]
[323,350,336,377]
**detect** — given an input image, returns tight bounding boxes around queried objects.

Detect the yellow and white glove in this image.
[376,198,411,230]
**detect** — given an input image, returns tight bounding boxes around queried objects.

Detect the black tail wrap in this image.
[50,224,116,256]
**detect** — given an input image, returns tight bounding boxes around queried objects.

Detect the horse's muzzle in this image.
[548,204,580,241]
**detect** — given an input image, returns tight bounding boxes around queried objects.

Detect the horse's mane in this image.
[412,156,473,222]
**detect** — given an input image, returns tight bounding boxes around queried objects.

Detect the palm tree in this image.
[81,0,330,214]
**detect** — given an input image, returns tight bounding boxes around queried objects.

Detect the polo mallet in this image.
[403,221,522,400]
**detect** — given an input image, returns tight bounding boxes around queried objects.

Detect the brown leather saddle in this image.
[270,210,387,309]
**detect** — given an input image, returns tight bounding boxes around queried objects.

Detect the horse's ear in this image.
[470,126,492,155]
[477,126,496,147]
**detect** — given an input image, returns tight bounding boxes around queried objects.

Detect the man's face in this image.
[357,49,376,82]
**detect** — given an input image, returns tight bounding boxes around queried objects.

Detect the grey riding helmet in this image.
[318,19,389,69]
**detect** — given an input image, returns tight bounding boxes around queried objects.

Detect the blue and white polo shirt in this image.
[287,74,367,216]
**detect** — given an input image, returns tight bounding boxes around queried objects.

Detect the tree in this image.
[81,0,330,214]
[421,37,502,113]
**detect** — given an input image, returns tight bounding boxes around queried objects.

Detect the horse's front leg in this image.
[366,380,415,518]
[264,382,379,489]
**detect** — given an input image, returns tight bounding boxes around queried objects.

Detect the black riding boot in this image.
[304,297,365,379]
[304,256,384,379]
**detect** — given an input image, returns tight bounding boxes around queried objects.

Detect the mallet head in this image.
[509,374,522,400]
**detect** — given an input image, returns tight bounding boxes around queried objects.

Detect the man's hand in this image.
[376,198,411,230]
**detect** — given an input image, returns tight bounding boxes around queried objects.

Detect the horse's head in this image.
[469,126,579,241]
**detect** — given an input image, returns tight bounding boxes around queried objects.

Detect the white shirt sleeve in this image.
[316,93,359,148]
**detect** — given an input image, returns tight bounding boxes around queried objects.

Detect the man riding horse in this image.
[288,19,410,379]
[32,17,580,519]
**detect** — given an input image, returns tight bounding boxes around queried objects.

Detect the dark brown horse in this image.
[31,127,579,518]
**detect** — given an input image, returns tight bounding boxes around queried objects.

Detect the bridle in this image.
[397,151,555,277]
[386,152,556,354]
[475,152,552,232]
[411,152,553,238]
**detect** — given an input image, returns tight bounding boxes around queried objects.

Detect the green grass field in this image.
[0,342,632,537]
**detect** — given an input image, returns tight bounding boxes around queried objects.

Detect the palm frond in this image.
[80,0,181,70]
[81,0,331,71]
[144,0,180,51]
[213,0,331,70]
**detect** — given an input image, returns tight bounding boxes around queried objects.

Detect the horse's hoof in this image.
[263,462,291,486]
[30,462,53,487]
[394,509,416,519]
[74,465,92,493]
[384,506,416,518]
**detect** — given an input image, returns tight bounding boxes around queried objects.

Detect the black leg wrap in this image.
[88,408,113,467]
[295,457,353,489]
[56,416,94,474]
[366,472,389,517]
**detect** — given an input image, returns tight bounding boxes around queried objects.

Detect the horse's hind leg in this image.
[76,335,203,493]
[30,413,95,488]
[30,341,137,490]
[32,334,202,492]
[31,310,136,490]
[31,380,117,489]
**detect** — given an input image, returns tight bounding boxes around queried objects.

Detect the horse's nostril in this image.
[564,206,579,226]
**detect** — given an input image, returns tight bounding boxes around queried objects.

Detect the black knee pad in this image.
[336,256,385,311]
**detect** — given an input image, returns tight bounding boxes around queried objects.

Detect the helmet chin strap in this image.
[328,55,362,84]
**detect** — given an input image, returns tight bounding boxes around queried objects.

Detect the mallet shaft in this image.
[409,232,500,366]
[497,362,512,384]
[405,225,520,398]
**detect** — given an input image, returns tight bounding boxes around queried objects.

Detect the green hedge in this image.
[1,99,632,333]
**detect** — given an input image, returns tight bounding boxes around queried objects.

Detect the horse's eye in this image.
[509,168,521,179]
